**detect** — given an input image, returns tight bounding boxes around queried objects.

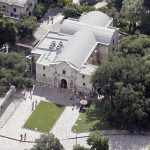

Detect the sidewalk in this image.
[51,106,89,150]
[34,10,63,41]
[0,91,43,150]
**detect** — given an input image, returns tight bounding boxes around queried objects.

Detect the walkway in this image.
[34,7,64,41]
[0,91,42,150]
[51,107,89,150]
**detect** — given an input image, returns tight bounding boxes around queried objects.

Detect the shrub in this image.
[63,5,82,18]
[81,6,95,12]
[33,3,46,20]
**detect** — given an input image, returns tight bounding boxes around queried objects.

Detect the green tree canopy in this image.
[63,4,82,18]
[0,18,17,47]
[87,131,109,150]
[117,34,150,56]
[92,54,150,130]
[121,0,143,23]
[0,52,33,96]
[33,3,46,20]
[31,133,64,150]
[16,16,37,38]
[73,144,88,150]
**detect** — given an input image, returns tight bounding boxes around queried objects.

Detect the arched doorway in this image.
[61,79,67,88]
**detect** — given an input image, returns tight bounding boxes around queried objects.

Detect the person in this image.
[32,102,34,111]
[35,100,37,107]
[24,133,26,141]
[51,16,54,24]
[20,134,23,142]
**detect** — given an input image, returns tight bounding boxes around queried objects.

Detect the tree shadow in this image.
[86,101,111,131]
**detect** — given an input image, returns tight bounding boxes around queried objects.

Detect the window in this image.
[62,70,66,74]
[3,5,6,8]
[82,75,85,79]
[83,83,85,86]
[43,74,45,77]
[113,39,114,44]
[13,8,16,12]
[43,66,45,70]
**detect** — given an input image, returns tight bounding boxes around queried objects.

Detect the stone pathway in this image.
[51,106,89,150]
[0,91,43,150]
[34,7,63,41]
[0,100,21,128]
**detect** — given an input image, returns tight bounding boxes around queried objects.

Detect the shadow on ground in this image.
[33,82,75,106]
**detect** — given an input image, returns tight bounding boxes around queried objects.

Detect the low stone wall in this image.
[0,85,16,110]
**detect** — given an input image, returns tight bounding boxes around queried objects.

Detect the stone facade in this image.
[0,0,37,19]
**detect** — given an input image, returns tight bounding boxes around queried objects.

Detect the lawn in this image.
[24,101,64,132]
[72,101,111,133]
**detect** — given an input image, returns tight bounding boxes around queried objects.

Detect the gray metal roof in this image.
[54,29,96,69]
[60,19,116,44]
[0,0,28,7]
[80,11,110,27]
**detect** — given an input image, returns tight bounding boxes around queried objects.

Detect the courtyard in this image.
[24,101,64,132]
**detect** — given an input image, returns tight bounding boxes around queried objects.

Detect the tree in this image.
[81,6,95,12]
[121,0,144,32]
[63,4,82,18]
[0,18,17,47]
[33,3,46,20]
[73,144,88,150]
[92,54,150,130]
[31,133,64,150]
[87,131,109,150]
[108,0,123,10]
[118,34,150,56]
[57,0,73,6]
[16,16,37,38]
[0,52,33,96]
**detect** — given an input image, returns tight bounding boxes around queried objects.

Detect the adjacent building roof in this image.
[54,29,96,69]
[0,0,28,7]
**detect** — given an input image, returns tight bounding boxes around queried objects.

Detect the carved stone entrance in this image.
[60,79,67,88]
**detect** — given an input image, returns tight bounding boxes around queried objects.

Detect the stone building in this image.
[31,11,119,93]
[0,0,37,19]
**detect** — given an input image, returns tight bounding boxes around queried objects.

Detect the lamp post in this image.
[74,130,78,145]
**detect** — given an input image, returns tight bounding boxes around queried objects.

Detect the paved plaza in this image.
[0,83,150,150]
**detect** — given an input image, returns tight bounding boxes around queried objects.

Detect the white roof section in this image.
[80,64,98,75]
[60,19,116,44]
[54,29,96,69]
[32,31,69,56]
[80,11,111,27]
[0,0,27,7]
[33,11,118,75]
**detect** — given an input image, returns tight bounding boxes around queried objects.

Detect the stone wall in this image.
[0,86,16,109]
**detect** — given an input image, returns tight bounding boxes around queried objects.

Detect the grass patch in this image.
[72,101,111,133]
[24,101,64,132]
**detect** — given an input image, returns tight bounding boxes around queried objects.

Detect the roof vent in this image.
[49,44,53,50]
[56,45,61,50]
[59,41,63,46]
[52,41,56,46]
